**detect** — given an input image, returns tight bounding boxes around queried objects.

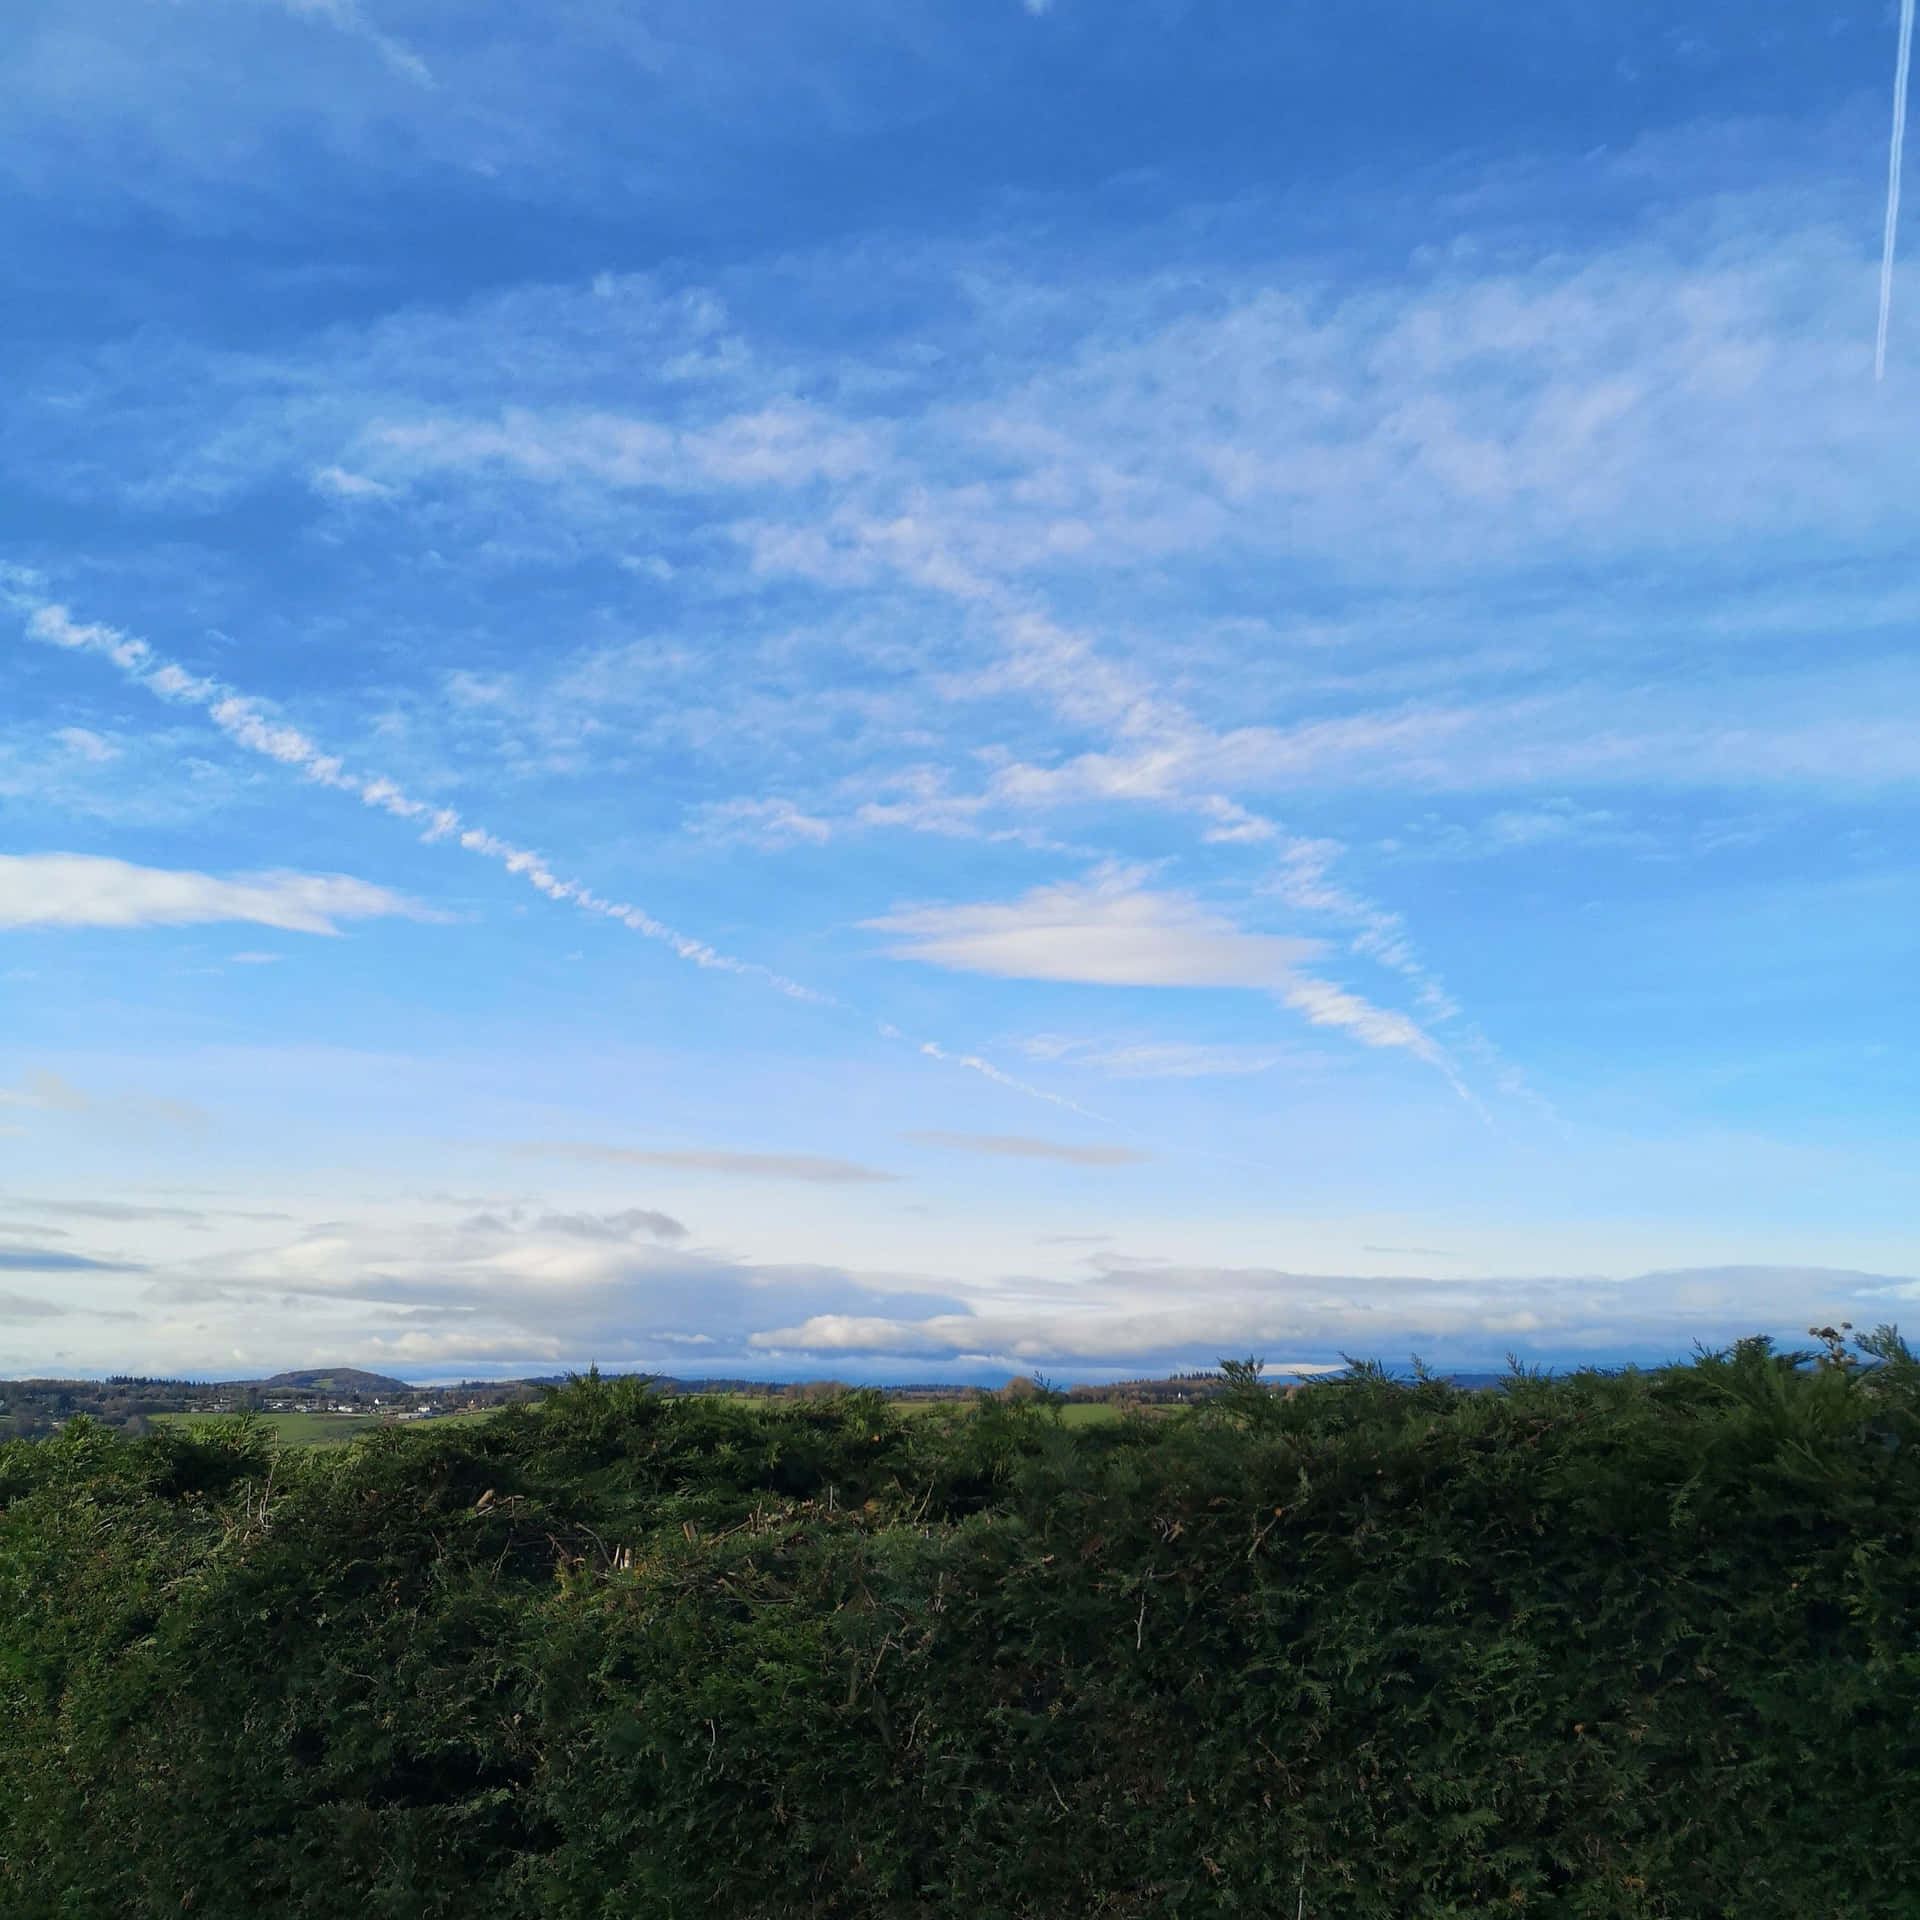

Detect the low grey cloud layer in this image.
[25,1177,1912,1380]
[529,1208,689,1243]
[0,1291,68,1322]
[4,1196,292,1226]
[129,1211,970,1373]
[751,1264,1920,1373]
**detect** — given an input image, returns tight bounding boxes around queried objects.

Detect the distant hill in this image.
[255,1368,412,1394]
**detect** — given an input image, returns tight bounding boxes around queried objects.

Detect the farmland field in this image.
[152,1411,383,1447]
[891,1397,1130,1425]
[153,1409,505,1447]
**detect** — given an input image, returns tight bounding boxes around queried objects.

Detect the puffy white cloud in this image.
[0,853,429,935]
[131,1211,970,1373]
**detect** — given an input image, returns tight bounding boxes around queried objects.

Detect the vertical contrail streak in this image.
[1878,0,1917,380]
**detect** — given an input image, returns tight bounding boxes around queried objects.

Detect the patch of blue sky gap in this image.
[0,0,1915,1380]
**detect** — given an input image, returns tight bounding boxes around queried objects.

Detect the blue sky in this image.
[3,0,1917,1382]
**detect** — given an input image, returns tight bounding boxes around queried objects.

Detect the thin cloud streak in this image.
[12,585,1101,1129]
[0,852,427,935]
[1880,0,1916,380]
[18,594,820,999]
[0,1291,69,1321]
[515,1142,899,1184]
[902,1131,1150,1166]
[872,867,1461,1086]
[0,1247,143,1273]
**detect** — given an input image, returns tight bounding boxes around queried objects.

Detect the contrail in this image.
[1879,0,1917,380]
[22,599,825,1001]
[14,587,1106,1125]
[894,1030,1110,1124]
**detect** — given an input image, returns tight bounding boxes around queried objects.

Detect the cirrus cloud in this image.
[868,865,1446,1068]
[902,1131,1149,1166]
[867,865,1319,989]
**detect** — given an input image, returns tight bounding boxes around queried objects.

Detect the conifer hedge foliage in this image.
[3,1332,1917,1917]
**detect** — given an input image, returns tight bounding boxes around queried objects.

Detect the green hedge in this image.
[3,1336,1917,1917]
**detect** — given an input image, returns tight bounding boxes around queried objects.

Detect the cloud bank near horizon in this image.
[4,1187,1911,1382]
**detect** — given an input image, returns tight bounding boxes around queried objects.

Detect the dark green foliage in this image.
[4,1343,1919,1916]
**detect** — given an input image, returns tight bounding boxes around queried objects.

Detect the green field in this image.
[707,1393,1131,1425]
[153,1411,381,1447]
[889,1396,1127,1425]
[154,1400,1122,1446]
[153,1409,504,1447]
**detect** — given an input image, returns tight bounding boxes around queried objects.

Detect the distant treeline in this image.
[0,1369,1309,1442]
[0,1375,550,1441]
[3,1332,1917,1916]
[0,1367,1455,1444]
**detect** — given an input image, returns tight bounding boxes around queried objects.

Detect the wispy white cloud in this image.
[692,794,833,847]
[0,852,426,934]
[515,1142,898,1184]
[0,1073,213,1137]
[0,1070,91,1113]
[904,1034,1108,1120]
[1018,1036,1308,1079]
[871,864,1450,1070]
[11,588,1132,1129]
[1382,801,1637,862]
[311,463,395,499]
[275,0,434,88]
[367,398,882,500]
[6,1194,288,1226]
[869,864,1318,989]
[1278,976,1440,1066]
[16,593,824,1001]
[0,1247,140,1275]
[901,1131,1148,1166]
[54,725,118,763]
